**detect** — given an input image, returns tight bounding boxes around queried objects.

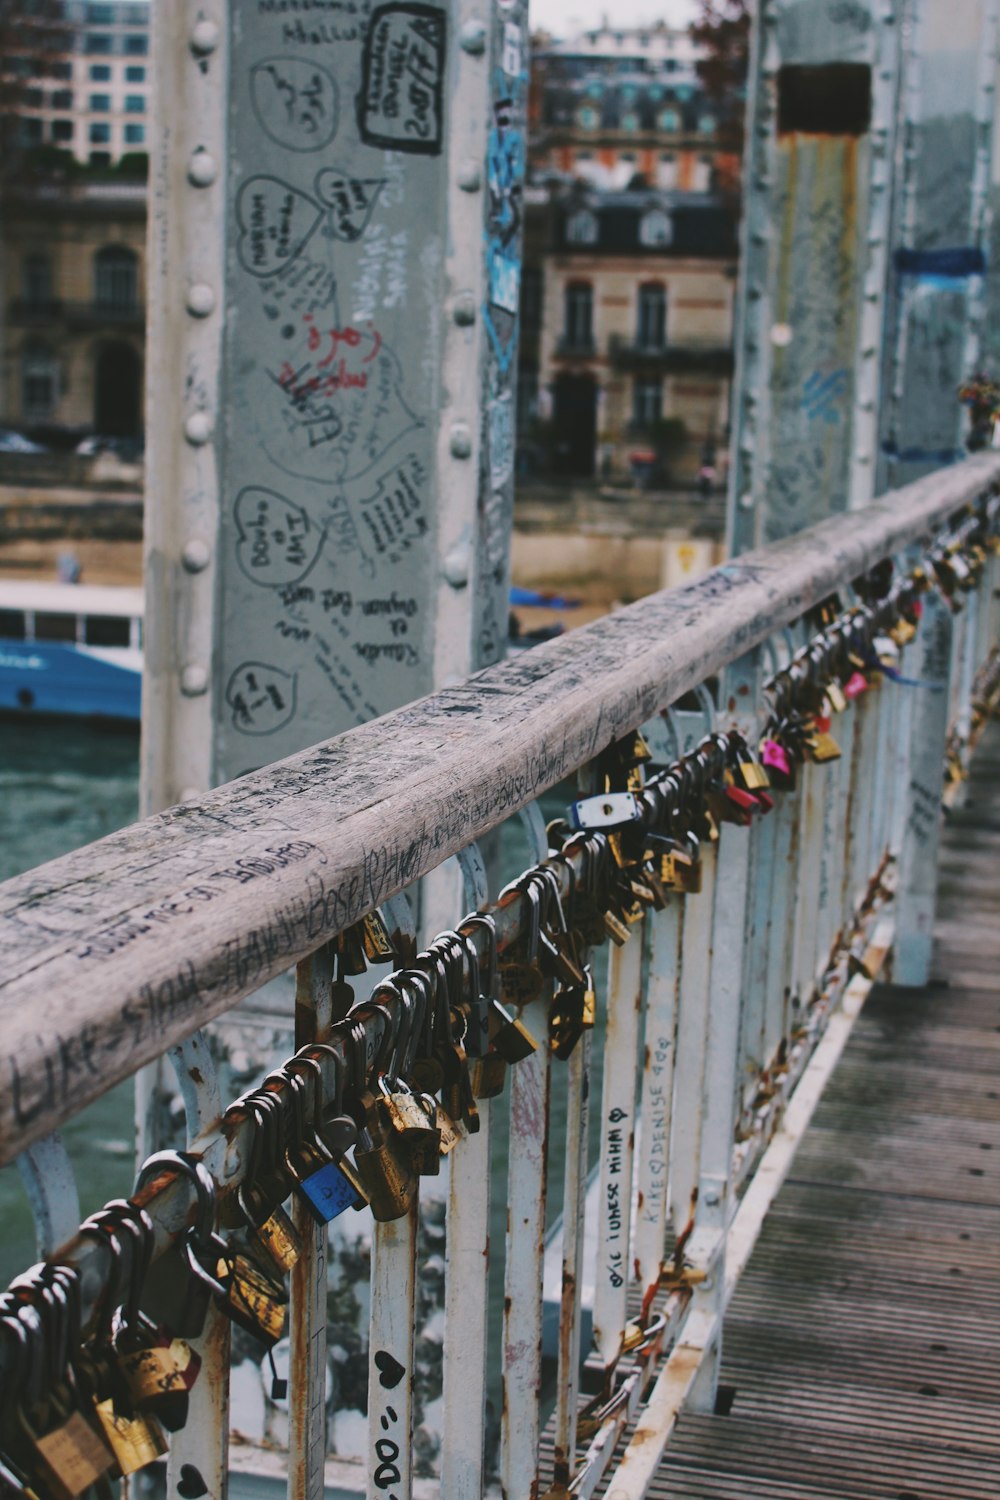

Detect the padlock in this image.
[378,1078,441,1176]
[470,1051,508,1099]
[353,1121,419,1222]
[21,1408,115,1500]
[214,1252,288,1347]
[92,1398,167,1478]
[133,1152,226,1341]
[488,997,539,1063]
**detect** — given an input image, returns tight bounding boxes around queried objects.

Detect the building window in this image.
[621,112,640,132]
[124,123,145,145]
[520,265,543,331]
[639,209,673,248]
[86,33,113,53]
[52,119,74,142]
[22,344,58,420]
[23,254,52,307]
[25,87,43,107]
[51,88,73,108]
[563,281,593,349]
[698,113,716,134]
[632,377,662,427]
[656,152,678,189]
[20,118,43,143]
[658,107,680,131]
[637,283,666,350]
[577,104,599,130]
[693,155,712,192]
[124,94,144,112]
[90,93,111,111]
[90,150,111,166]
[51,61,72,80]
[125,65,145,82]
[566,209,598,246]
[89,122,111,143]
[124,35,148,55]
[94,245,138,309]
[89,64,111,81]
[87,3,116,21]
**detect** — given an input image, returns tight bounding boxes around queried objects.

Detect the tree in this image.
[690,0,751,189]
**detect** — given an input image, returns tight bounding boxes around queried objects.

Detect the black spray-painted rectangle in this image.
[357,3,445,154]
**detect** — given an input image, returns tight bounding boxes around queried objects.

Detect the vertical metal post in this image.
[290,945,335,1500]
[500,992,550,1500]
[368,1204,418,1500]
[144,0,527,805]
[441,1104,492,1500]
[632,902,682,1305]
[894,593,954,984]
[552,1030,592,1489]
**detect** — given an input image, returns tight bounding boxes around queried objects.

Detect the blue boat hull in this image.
[0,641,141,722]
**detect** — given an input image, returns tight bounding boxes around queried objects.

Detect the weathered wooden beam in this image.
[0,453,996,1164]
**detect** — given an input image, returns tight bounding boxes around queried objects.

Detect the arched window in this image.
[566,210,598,246]
[658,107,680,131]
[639,209,673,248]
[637,283,666,351]
[23,253,52,308]
[22,342,58,420]
[563,282,593,350]
[94,246,138,311]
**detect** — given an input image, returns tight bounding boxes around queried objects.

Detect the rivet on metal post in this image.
[180,665,209,697]
[453,293,477,326]
[459,18,487,53]
[443,545,471,589]
[186,283,216,318]
[457,161,482,192]
[190,19,220,55]
[182,539,212,573]
[449,424,473,459]
[184,412,213,446]
[188,149,217,187]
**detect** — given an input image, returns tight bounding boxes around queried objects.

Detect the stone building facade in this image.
[523,188,737,483]
[1,178,146,443]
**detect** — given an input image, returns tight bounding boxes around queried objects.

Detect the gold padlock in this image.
[353,1120,419,1221]
[215,1252,288,1346]
[378,1079,441,1176]
[25,1409,115,1500]
[93,1398,167,1477]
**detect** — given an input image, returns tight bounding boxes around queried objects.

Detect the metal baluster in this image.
[761,790,798,1074]
[686,812,753,1412]
[740,804,779,1113]
[552,1027,592,1491]
[895,593,954,985]
[16,1134,80,1258]
[368,1203,418,1500]
[667,839,718,1250]
[830,697,857,942]
[632,899,682,1302]
[591,930,644,1388]
[500,992,551,1499]
[290,944,335,1500]
[167,1029,228,1500]
[441,1103,492,1499]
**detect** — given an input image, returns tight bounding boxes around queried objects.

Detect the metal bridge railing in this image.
[0,453,998,1500]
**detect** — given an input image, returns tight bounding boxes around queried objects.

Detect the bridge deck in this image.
[654,721,1000,1499]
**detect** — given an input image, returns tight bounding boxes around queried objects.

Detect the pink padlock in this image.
[844,671,868,700]
[761,739,791,777]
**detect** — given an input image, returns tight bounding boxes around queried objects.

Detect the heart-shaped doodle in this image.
[374,1349,406,1389]
[251,57,339,153]
[236,175,322,278]
[177,1464,209,1498]
[234,486,325,587]
[225,661,297,736]
[314,168,386,241]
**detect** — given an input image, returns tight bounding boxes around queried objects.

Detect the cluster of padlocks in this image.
[0,503,995,1498]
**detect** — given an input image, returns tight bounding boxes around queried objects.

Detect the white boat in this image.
[0,580,142,722]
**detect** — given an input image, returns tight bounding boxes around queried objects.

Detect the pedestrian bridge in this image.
[0,455,997,1500]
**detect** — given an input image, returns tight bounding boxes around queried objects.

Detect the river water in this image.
[0,717,141,1283]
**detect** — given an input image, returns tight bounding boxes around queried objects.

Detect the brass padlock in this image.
[378,1078,441,1176]
[215,1252,288,1347]
[488,998,539,1063]
[22,1408,115,1500]
[93,1398,167,1478]
[353,1121,419,1222]
[470,1051,508,1099]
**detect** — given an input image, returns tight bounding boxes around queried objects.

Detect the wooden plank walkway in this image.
[654,721,1000,1500]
